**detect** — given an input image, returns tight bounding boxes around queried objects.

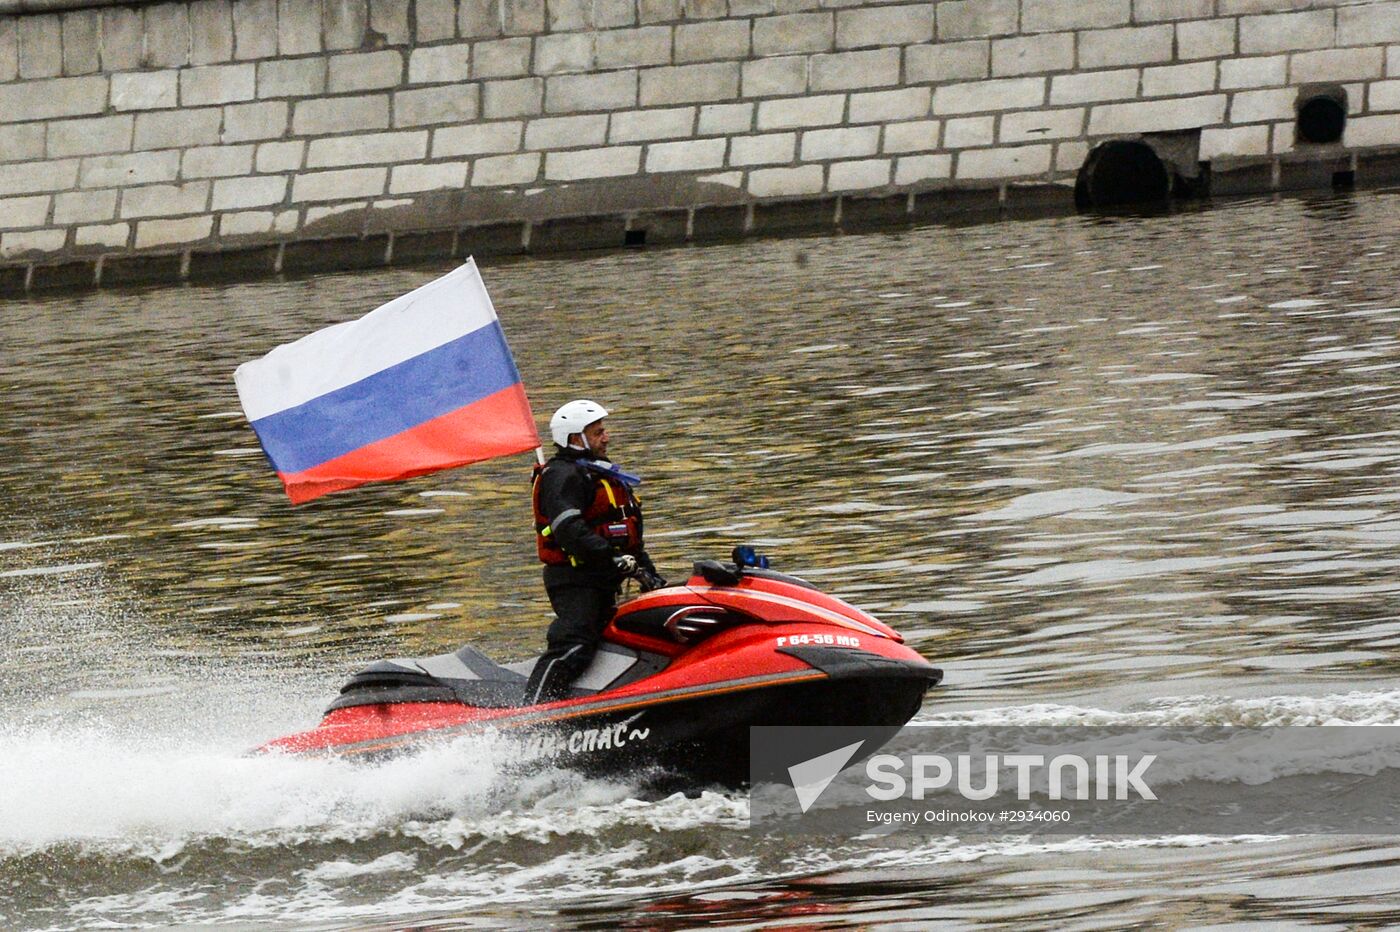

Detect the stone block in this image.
[407,44,470,83]
[675,20,749,63]
[292,167,388,201]
[1291,48,1385,85]
[1347,114,1400,149]
[610,107,695,142]
[729,131,797,165]
[638,0,680,24]
[1080,25,1174,69]
[756,93,846,130]
[685,0,726,19]
[936,0,1018,40]
[0,20,16,81]
[812,48,900,91]
[371,0,411,44]
[1054,139,1090,172]
[308,131,429,166]
[883,119,939,153]
[61,10,101,75]
[1136,0,1212,20]
[1373,80,1400,111]
[48,115,134,158]
[1088,94,1227,134]
[895,153,952,184]
[595,26,671,69]
[956,144,1051,179]
[390,161,468,192]
[533,34,591,76]
[747,164,824,197]
[547,0,592,31]
[1177,19,1235,60]
[751,195,837,232]
[1022,0,1128,33]
[258,58,327,98]
[1339,3,1400,46]
[459,0,503,37]
[257,140,306,172]
[1220,56,1286,89]
[144,4,191,68]
[79,152,178,188]
[801,125,879,160]
[742,56,809,98]
[1,228,66,257]
[504,0,546,34]
[525,113,609,148]
[828,158,890,191]
[53,188,116,225]
[837,5,932,49]
[389,228,456,264]
[112,72,179,111]
[331,50,405,91]
[0,195,51,230]
[689,203,745,240]
[233,0,278,60]
[753,13,833,56]
[1142,62,1217,97]
[135,108,224,149]
[212,174,288,209]
[905,41,989,83]
[999,107,1084,143]
[646,138,726,172]
[433,120,523,156]
[0,124,46,162]
[473,38,532,78]
[1050,68,1138,105]
[100,7,143,71]
[122,181,210,218]
[546,71,637,113]
[1200,124,1271,159]
[483,77,544,117]
[0,76,107,124]
[325,0,369,50]
[416,0,458,41]
[545,145,641,179]
[472,152,541,185]
[182,145,255,178]
[76,222,131,248]
[224,101,291,142]
[182,64,257,106]
[1240,11,1334,54]
[699,102,754,134]
[135,216,214,248]
[189,0,235,64]
[992,33,1074,77]
[934,76,1044,114]
[19,14,62,78]
[395,85,480,126]
[278,0,322,55]
[640,63,740,106]
[943,115,993,147]
[593,0,635,28]
[850,87,931,123]
[527,214,626,252]
[293,95,389,135]
[1229,87,1296,123]
[187,244,279,279]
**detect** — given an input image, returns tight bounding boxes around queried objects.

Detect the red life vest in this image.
[532,463,643,566]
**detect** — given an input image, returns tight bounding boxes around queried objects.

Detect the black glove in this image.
[612,554,638,577]
[636,569,668,592]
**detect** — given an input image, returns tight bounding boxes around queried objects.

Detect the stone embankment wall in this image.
[1,0,1399,291]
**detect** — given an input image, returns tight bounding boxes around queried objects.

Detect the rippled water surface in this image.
[5,191,1400,928]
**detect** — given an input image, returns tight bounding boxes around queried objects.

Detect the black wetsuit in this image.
[525,447,657,703]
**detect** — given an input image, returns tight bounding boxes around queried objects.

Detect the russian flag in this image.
[234,260,539,505]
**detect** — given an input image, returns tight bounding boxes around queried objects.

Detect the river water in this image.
[4,191,1400,929]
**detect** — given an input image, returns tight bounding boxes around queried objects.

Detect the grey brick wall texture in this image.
[0,0,1396,275]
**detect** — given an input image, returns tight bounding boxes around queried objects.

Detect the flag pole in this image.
[535,447,546,466]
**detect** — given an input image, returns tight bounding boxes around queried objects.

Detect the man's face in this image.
[581,419,609,457]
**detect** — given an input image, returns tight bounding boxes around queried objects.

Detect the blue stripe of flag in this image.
[250,321,523,475]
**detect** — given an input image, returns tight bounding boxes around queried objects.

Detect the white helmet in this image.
[550,399,608,448]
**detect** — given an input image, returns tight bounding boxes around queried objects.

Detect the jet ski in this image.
[259,551,942,786]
